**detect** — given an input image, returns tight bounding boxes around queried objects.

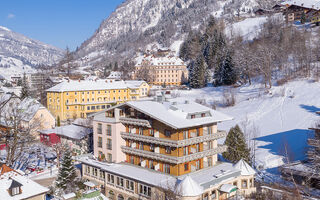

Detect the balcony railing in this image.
[121,145,227,164]
[119,117,152,128]
[120,130,227,148]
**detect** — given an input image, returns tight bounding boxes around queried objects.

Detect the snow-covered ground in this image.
[177,79,320,170]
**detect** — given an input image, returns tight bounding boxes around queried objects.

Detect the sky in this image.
[0,0,124,50]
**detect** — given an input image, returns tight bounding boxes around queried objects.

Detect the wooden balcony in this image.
[119,117,152,128]
[120,130,227,148]
[121,145,227,165]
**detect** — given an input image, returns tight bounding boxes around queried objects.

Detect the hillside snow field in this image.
[177,79,320,169]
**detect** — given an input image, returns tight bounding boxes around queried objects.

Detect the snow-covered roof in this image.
[0,171,49,199]
[40,124,91,140]
[84,181,97,187]
[282,0,320,10]
[175,176,203,197]
[234,159,256,176]
[135,54,185,67]
[114,100,233,129]
[107,71,122,79]
[78,156,243,194]
[219,184,237,193]
[46,79,146,92]
[18,97,48,122]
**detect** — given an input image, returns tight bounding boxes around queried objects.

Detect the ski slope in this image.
[178,79,320,169]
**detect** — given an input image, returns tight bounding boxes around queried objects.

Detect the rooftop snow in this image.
[18,97,49,122]
[135,54,185,67]
[282,0,320,10]
[78,156,244,192]
[40,124,91,140]
[0,172,49,200]
[234,159,256,176]
[46,80,146,92]
[115,100,233,129]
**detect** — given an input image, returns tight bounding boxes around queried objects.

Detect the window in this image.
[242,180,248,188]
[139,184,151,197]
[208,157,213,167]
[107,139,112,150]
[11,187,20,196]
[201,113,205,117]
[150,144,154,152]
[100,171,105,179]
[184,163,189,171]
[75,92,77,95]
[87,98,89,102]
[102,105,106,109]
[98,137,102,148]
[107,174,114,184]
[183,130,188,139]
[165,147,171,154]
[164,164,170,174]
[130,156,134,164]
[139,127,143,135]
[92,91,94,94]
[107,125,112,136]
[107,153,112,162]
[66,92,69,95]
[183,147,188,156]
[211,190,216,199]
[165,130,171,137]
[139,142,144,150]
[98,91,100,94]
[96,105,100,109]
[116,177,124,187]
[92,98,94,101]
[87,106,90,110]
[91,106,95,110]
[97,123,102,134]
[149,129,154,136]
[66,100,69,104]
[191,115,195,119]
[196,160,200,170]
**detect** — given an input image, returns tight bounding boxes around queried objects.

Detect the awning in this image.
[219,184,238,193]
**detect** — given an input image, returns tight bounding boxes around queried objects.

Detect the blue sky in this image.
[0,0,124,50]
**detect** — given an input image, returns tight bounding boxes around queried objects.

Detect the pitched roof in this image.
[175,176,203,197]
[0,163,15,176]
[282,0,320,10]
[8,179,23,189]
[46,79,146,92]
[114,100,232,129]
[234,159,256,176]
[18,98,48,122]
[40,124,91,140]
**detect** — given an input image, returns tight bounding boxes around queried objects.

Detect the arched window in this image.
[117,194,124,200]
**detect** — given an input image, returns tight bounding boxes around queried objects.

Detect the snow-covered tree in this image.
[223,125,251,164]
[214,50,237,86]
[189,55,209,88]
[55,146,77,193]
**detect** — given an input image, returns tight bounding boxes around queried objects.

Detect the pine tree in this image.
[55,147,77,193]
[20,73,30,99]
[214,50,237,86]
[57,116,61,127]
[189,55,209,88]
[223,125,251,164]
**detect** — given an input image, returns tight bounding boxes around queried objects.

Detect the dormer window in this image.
[9,179,23,196]
[201,113,205,117]
[191,115,195,119]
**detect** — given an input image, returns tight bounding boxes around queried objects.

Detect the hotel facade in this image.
[82,99,256,199]
[46,80,149,121]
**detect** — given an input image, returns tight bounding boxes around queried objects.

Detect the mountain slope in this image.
[74,0,278,68]
[0,26,64,79]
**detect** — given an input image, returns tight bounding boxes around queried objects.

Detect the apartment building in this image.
[132,54,188,86]
[46,80,149,121]
[82,99,257,199]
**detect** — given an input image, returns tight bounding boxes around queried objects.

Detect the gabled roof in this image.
[18,98,48,122]
[8,179,23,189]
[282,0,320,10]
[234,159,256,176]
[175,176,203,197]
[0,163,15,176]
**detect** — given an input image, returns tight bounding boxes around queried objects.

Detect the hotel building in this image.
[46,80,149,121]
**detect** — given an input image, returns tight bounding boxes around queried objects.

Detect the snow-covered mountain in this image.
[0,26,64,79]
[75,0,278,68]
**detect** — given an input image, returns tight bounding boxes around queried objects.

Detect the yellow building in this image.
[46,80,149,121]
[133,54,189,86]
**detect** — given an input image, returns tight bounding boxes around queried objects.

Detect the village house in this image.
[18,97,55,138]
[282,0,320,24]
[0,163,49,200]
[39,123,93,155]
[46,79,150,121]
[80,99,256,199]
